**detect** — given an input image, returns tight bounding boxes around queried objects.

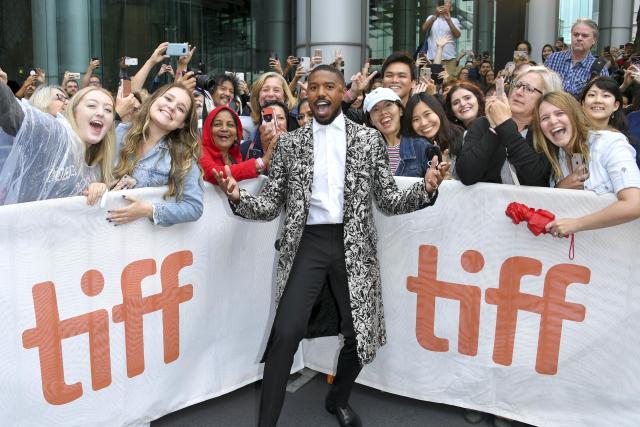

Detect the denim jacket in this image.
[395,136,432,177]
[116,123,204,226]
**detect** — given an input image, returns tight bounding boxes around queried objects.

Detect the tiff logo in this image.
[22,250,194,405]
[407,245,590,375]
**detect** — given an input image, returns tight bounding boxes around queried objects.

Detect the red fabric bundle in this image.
[505,202,556,236]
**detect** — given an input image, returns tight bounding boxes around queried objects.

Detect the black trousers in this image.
[259,224,362,427]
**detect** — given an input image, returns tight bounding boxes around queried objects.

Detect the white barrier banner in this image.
[0,180,302,427]
[303,178,640,427]
[2,178,639,426]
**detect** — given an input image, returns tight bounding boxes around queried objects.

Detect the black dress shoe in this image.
[325,398,362,427]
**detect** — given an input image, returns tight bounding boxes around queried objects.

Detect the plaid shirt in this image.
[544,49,608,97]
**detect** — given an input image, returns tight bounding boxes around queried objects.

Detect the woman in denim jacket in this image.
[109,83,203,226]
[363,87,432,177]
[532,91,640,237]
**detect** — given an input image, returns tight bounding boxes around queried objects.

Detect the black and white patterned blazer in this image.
[231,118,438,364]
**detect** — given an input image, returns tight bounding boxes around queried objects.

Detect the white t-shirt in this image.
[425,15,461,61]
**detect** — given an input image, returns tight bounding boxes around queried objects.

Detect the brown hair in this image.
[113,83,201,200]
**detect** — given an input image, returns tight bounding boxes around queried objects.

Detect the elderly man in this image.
[545,18,608,98]
[215,65,447,427]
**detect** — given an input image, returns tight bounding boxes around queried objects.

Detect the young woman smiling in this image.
[364,87,431,177]
[532,91,640,236]
[110,83,203,226]
[445,81,485,128]
[0,80,115,205]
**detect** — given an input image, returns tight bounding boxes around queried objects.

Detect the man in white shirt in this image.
[215,65,447,427]
[421,0,461,76]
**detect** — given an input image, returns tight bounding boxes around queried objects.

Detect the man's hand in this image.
[35,68,46,84]
[107,195,154,225]
[87,59,100,71]
[349,61,378,97]
[269,58,283,75]
[213,165,240,202]
[424,155,448,193]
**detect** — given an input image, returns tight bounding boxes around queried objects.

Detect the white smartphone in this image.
[571,153,588,174]
[166,42,188,56]
[301,56,311,72]
[68,72,81,80]
[496,77,505,98]
[124,57,138,66]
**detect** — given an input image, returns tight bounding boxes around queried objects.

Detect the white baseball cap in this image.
[363,87,401,113]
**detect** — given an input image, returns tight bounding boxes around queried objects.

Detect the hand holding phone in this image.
[495,77,505,99]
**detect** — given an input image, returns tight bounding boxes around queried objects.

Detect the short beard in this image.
[313,105,341,125]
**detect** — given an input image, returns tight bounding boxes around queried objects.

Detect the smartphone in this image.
[121,78,131,97]
[91,57,100,68]
[247,148,262,159]
[167,42,188,56]
[571,153,588,174]
[269,51,278,60]
[420,67,431,81]
[504,62,515,74]
[29,68,37,76]
[262,106,274,123]
[313,48,323,60]
[437,0,445,6]
[300,56,311,72]
[496,77,505,98]
[124,57,138,66]
[430,64,444,84]
[369,58,385,66]
[514,50,528,60]
[425,145,442,165]
[604,46,611,53]
[68,72,81,80]
[235,72,245,81]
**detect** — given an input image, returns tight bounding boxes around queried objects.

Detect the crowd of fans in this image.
[1,3,640,425]
[0,5,639,247]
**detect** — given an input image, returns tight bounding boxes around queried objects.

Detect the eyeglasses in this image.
[55,93,69,102]
[512,81,543,95]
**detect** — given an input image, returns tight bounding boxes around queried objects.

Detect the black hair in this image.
[514,40,532,55]
[580,76,629,135]
[211,74,239,99]
[364,99,406,139]
[308,64,345,86]
[403,93,464,156]
[381,52,417,81]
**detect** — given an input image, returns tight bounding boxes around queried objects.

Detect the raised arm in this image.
[131,42,169,92]
[81,59,100,88]
[0,76,25,136]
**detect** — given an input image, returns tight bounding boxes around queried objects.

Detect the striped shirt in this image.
[387,144,401,175]
[544,49,608,97]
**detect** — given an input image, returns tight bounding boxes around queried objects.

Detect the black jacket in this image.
[456,116,551,187]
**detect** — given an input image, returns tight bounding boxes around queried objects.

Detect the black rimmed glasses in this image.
[512,81,543,95]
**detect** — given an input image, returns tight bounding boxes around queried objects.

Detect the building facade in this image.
[0,0,637,89]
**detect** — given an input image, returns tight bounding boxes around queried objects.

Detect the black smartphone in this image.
[604,46,611,53]
[369,58,385,66]
[425,145,442,164]
[430,63,444,84]
[247,148,262,159]
[437,0,445,6]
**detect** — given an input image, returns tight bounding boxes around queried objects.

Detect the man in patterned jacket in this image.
[215,65,448,427]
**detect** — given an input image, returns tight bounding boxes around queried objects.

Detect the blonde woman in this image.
[532,91,640,237]
[0,80,115,205]
[29,85,69,117]
[109,82,203,226]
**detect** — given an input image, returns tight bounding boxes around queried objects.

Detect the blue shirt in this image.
[116,123,204,226]
[395,136,432,177]
[544,49,608,97]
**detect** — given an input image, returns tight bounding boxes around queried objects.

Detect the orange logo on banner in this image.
[407,245,590,375]
[22,250,194,405]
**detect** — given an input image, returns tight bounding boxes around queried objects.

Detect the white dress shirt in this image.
[307,113,347,224]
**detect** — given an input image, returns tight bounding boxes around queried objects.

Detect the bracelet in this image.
[256,157,265,173]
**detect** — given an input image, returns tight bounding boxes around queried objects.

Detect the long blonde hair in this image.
[531,91,591,181]
[65,86,116,184]
[113,83,201,200]
[249,72,296,123]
